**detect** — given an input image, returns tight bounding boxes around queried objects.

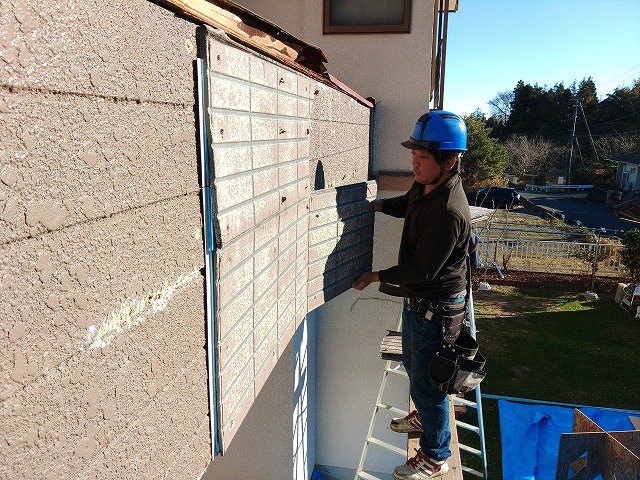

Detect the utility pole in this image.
[567,97,579,185]
[579,101,600,164]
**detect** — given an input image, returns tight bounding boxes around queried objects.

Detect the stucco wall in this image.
[234,0,435,175]
[1,1,210,478]
[2,1,378,478]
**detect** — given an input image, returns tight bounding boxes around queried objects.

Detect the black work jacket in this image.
[378,174,471,300]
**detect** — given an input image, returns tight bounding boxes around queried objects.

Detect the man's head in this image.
[401,110,467,185]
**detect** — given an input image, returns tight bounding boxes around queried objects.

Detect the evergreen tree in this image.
[597,80,640,137]
[462,114,510,186]
[484,77,640,186]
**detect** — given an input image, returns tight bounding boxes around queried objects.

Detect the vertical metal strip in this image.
[196,57,220,457]
[438,0,450,109]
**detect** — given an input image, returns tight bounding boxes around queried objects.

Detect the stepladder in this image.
[354,291,487,479]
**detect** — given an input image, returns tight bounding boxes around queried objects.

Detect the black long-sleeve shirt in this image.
[378,174,471,300]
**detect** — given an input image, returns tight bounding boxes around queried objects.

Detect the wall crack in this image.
[350,296,401,312]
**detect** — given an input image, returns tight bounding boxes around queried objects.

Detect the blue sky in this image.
[442,0,640,116]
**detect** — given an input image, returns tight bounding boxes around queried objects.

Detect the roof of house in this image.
[612,151,640,165]
[158,0,374,107]
[615,196,640,224]
[469,205,494,224]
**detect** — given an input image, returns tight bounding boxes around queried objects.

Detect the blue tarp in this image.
[498,399,637,480]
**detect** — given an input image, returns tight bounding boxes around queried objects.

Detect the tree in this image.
[482,76,640,186]
[503,81,544,137]
[596,80,640,137]
[488,90,514,125]
[621,229,640,286]
[462,113,510,186]
[576,77,598,113]
[498,80,597,142]
[504,134,559,180]
[594,133,640,160]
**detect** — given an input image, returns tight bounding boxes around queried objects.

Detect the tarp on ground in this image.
[498,399,638,480]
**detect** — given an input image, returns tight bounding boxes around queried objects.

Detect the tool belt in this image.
[409,298,466,344]
[411,298,486,393]
[428,330,487,394]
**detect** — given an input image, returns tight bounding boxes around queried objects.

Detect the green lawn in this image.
[458,284,640,478]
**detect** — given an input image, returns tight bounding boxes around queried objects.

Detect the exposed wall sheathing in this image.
[200,27,374,451]
[1,1,211,478]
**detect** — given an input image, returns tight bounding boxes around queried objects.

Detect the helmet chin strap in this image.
[426,150,450,185]
[427,166,446,185]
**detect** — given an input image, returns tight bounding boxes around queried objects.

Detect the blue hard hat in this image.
[401,110,467,151]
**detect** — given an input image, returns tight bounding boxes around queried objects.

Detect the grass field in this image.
[458,278,640,478]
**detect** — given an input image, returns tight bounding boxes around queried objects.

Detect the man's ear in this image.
[444,154,458,171]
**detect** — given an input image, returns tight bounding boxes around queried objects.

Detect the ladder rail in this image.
[467,290,488,479]
[355,313,405,480]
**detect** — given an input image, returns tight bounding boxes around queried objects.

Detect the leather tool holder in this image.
[428,331,486,394]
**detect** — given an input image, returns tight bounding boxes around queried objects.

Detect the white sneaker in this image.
[392,448,449,480]
[390,409,423,433]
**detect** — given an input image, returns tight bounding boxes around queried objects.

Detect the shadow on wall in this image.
[315,160,325,190]
[317,163,374,304]
[293,318,310,480]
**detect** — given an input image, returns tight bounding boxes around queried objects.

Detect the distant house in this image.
[613,151,640,193]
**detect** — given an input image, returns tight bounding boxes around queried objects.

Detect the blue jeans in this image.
[402,299,451,461]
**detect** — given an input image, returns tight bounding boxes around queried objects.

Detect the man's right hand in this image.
[352,271,379,291]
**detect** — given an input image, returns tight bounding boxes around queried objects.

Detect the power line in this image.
[601,64,640,94]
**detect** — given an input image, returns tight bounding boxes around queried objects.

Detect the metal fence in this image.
[478,238,625,277]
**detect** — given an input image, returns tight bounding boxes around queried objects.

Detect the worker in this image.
[352,110,471,479]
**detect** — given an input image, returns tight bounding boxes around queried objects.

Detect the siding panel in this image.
[202,27,375,454]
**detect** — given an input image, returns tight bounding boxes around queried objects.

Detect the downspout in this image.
[196,56,221,457]
[431,0,451,110]
[438,0,450,110]
[429,0,439,107]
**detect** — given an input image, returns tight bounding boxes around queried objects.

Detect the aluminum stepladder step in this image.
[354,290,488,480]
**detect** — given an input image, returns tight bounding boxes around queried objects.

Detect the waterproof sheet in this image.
[498,399,637,480]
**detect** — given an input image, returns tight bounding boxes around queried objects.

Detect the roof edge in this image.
[156,0,374,108]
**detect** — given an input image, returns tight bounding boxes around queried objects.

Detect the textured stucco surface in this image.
[1,92,196,243]
[1,0,195,103]
[1,1,210,478]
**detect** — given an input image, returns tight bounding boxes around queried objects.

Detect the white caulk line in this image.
[86,269,200,349]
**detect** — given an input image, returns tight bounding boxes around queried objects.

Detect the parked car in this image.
[467,186,521,208]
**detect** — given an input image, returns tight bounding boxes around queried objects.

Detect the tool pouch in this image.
[422,302,466,344]
[429,331,486,394]
[452,352,486,393]
[439,310,466,344]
